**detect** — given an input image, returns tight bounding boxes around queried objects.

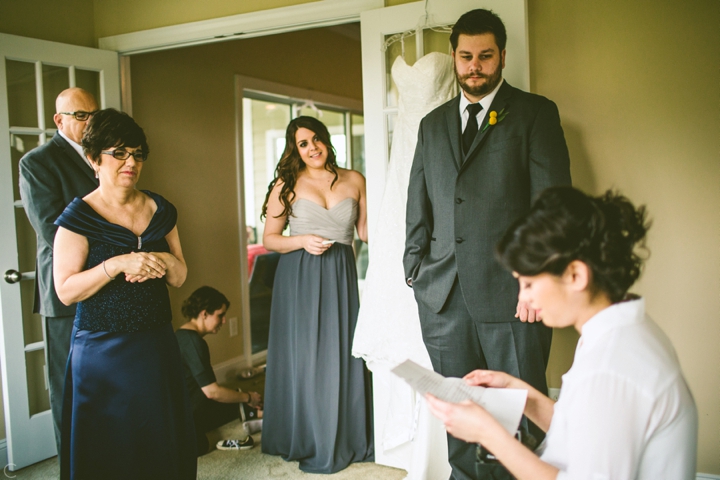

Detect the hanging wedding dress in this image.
[353,51,456,480]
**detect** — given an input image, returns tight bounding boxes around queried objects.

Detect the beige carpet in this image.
[12,420,406,479]
[202,420,406,479]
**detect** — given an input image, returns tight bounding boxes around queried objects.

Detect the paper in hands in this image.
[391,360,527,435]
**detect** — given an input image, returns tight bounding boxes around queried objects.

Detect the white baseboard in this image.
[0,439,6,468]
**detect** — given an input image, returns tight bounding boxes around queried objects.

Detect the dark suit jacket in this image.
[19,133,98,317]
[404,81,571,322]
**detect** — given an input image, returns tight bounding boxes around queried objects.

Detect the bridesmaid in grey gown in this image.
[260,116,374,473]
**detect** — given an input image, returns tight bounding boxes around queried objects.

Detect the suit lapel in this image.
[444,96,462,172]
[52,133,97,183]
[460,81,513,173]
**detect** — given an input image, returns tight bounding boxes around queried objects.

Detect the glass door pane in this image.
[350,114,368,282]
[350,114,365,175]
[10,134,39,201]
[384,35,417,108]
[243,97,290,355]
[42,65,69,128]
[6,60,38,128]
[75,69,100,101]
[423,29,452,55]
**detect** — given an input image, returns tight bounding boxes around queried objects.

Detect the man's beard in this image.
[455,64,502,98]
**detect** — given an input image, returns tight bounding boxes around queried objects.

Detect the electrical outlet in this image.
[228,317,238,337]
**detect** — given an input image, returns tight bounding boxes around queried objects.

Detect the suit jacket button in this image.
[455,197,463,204]
[456,237,463,244]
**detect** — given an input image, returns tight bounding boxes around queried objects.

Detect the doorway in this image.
[238,78,367,362]
[126,23,365,373]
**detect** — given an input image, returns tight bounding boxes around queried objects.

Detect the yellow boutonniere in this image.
[481,108,508,133]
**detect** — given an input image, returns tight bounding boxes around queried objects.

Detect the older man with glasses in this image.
[19,87,99,456]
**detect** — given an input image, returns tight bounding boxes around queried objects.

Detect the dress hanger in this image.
[295,98,322,117]
[382,0,453,54]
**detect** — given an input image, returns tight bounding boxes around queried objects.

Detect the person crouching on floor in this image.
[176,286,263,454]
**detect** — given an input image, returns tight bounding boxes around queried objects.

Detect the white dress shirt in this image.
[540,298,698,480]
[459,78,504,132]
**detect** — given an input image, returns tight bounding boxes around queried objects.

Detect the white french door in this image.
[0,33,119,470]
[359,0,528,473]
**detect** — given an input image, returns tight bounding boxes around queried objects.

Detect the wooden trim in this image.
[120,55,132,115]
[98,0,383,55]
[238,75,363,113]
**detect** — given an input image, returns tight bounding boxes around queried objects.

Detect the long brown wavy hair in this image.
[261,116,339,220]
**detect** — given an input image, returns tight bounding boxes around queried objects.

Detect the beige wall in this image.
[92,0,317,38]
[129,28,362,363]
[0,0,96,47]
[528,0,720,473]
[0,0,315,46]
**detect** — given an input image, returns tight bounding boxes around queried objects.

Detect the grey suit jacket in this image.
[404,81,571,322]
[19,133,98,317]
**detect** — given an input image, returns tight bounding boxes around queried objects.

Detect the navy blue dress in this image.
[55,191,196,480]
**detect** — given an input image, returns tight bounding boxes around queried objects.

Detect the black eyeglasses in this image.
[58,110,98,121]
[101,149,148,162]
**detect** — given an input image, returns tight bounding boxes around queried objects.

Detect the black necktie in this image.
[462,103,483,155]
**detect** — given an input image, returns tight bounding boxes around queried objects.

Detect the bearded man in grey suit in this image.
[404,9,571,480]
[19,87,99,453]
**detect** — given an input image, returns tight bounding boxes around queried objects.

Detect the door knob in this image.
[3,270,22,284]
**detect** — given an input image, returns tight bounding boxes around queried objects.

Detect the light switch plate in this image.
[228,317,238,337]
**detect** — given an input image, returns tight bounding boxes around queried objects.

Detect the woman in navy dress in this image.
[53,109,196,479]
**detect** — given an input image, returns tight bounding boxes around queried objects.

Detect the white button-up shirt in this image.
[541,298,698,480]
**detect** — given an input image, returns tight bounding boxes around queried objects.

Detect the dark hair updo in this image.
[497,186,651,303]
[181,286,230,320]
[81,108,149,163]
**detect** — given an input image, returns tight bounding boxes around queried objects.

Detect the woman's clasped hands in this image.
[110,251,168,283]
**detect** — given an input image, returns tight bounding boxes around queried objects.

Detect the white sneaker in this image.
[216,436,254,451]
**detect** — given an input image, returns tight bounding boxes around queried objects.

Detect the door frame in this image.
[105,0,382,375]
[98,0,384,55]
[234,75,363,368]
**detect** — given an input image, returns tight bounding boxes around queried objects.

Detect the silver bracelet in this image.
[102,260,116,280]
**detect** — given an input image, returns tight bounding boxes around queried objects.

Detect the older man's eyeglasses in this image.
[58,110,98,121]
[101,149,148,162]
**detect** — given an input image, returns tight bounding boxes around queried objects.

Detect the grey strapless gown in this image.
[262,198,374,473]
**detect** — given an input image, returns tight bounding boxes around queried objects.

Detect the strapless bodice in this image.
[289,198,358,245]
